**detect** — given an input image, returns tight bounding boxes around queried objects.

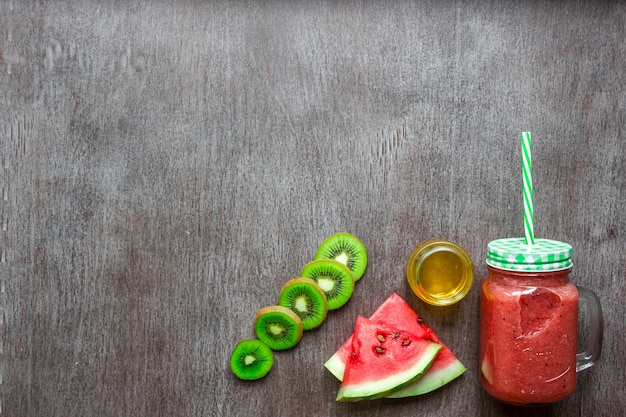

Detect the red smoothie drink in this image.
[481,134,603,404]
[480,267,579,404]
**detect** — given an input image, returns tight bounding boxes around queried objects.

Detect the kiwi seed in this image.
[300,259,354,310]
[315,232,368,281]
[254,305,304,350]
[229,339,274,380]
[278,277,328,330]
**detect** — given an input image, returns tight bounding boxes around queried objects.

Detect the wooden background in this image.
[2,1,625,416]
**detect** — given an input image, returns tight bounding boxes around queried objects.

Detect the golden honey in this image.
[406,240,474,306]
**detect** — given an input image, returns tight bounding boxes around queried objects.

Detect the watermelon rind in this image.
[336,339,442,402]
[384,357,466,397]
[324,352,346,380]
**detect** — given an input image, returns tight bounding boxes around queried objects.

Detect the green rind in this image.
[326,348,467,397]
[324,352,345,380]
[384,358,466,397]
[336,342,442,402]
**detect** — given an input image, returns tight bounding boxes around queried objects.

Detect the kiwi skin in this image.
[300,259,355,310]
[230,339,274,380]
[315,232,368,281]
[278,277,328,330]
[254,305,304,350]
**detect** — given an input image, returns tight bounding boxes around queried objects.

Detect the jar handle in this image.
[576,286,603,372]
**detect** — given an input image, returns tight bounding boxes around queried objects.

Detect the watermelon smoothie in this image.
[480,267,579,404]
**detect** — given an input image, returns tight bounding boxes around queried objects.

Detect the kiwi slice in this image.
[278,277,328,330]
[229,339,274,380]
[300,259,354,310]
[315,232,368,281]
[254,305,303,350]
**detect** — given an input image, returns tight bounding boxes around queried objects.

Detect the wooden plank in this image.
[1,1,624,416]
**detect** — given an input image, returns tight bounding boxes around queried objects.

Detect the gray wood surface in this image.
[2,1,625,416]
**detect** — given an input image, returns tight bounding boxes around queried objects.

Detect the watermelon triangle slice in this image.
[336,316,442,402]
[325,292,466,397]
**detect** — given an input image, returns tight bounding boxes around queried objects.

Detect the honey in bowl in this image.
[406,240,474,306]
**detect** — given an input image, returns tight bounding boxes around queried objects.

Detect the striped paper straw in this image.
[521,132,534,245]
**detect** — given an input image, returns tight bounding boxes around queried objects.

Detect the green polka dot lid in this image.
[486,237,572,272]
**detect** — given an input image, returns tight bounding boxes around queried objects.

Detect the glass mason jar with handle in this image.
[479,238,603,405]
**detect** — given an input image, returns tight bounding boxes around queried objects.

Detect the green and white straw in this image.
[521,132,534,246]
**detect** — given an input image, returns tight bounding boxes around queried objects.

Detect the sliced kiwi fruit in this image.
[300,259,354,310]
[278,277,328,330]
[315,232,368,281]
[254,305,304,350]
[230,339,274,380]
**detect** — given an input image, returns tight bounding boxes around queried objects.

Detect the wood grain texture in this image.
[1,1,624,416]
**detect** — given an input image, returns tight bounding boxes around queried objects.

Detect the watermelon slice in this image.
[336,316,442,402]
[325,292,466,397]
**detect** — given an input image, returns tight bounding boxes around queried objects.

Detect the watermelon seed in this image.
[377,334,386,343]
[391,332,401,339]
[375,346,385,354]
[402,339,411,346]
